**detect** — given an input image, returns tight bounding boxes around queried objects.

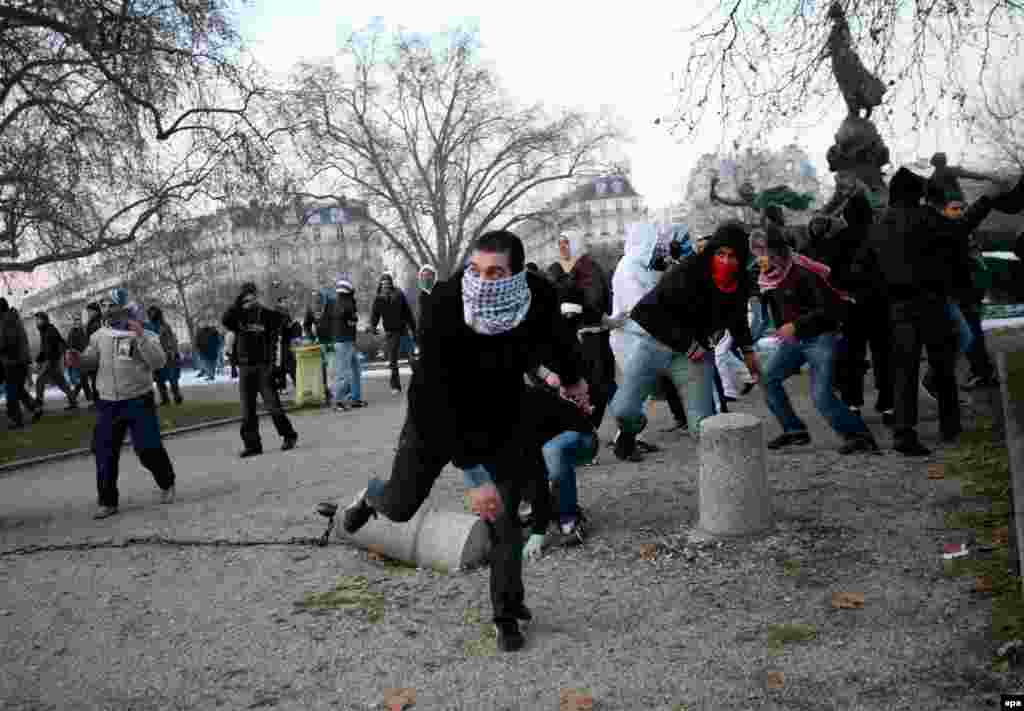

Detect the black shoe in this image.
[65,401,79,410]
[767,432,811,450]
[342,487,377,535]
[9,421,24,430]
[173,394,183,405]
[350,400,368,408]
[282,436,298,451]
[613,431,642,461]
[510,605,532,624]
[636,440,661,454]
[160,397,171,407]
[239,447,263,458]
[494,619,525,652]
[660,420,689,434]
[894,438,931,457]
[31,408,42,423]
[941,427,963,443]
[740,382,756,396]
[839,433,881,455]
[881,410,896,427]
[723,395,737,403]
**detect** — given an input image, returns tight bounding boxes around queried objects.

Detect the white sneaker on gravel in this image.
[158,486,175,504]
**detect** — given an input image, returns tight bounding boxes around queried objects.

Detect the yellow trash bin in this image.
[292,344,325,406]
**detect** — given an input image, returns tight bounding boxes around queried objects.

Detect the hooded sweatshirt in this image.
[79,322,167,401]
[371,277,416,334]
[612,223,664,343]
[630,223,754,354]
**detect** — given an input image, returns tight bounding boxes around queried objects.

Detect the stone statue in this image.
[826,2,886,120]
[822,1,891,211]
[928,152,1007,204]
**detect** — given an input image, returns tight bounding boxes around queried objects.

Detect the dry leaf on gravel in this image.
[831,592,865,609]
[993,527,1010,546]
[367,551,387,562]
[927,463,945,480]
[639,544,658,561]
[560,688,594,711]
[383,687,416,710]
[766,671,785,689]
[975,576,994,594]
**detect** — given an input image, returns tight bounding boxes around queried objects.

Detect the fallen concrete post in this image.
[337,507,491,573]
[695,412,773,539]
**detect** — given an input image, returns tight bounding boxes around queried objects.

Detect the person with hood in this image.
[332,230,591,652]
[853,166,1024,455]
[415,264,438,321]
[751,225,879,454]
[33,311,76,415]
[807,191,895,422]
[83,302,103,403]
[0,298,35,428]
[66,312,91,403]
[145,306,183,406]
[370,273,417,395]
[194,324,219,381]
[79,296,177,519]
[321,278,363,411]
[222,282,298,457]
[545,231,616,430]
[616,222,761,461]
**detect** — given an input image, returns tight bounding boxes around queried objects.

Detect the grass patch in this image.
[767,623,817,652]
[940,401,1024,658]
[294,575,385,622]
[781,559,802,577]
[462,607,497,657]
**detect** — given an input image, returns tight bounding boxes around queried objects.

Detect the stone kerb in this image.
[695,412,773,540]
[341,507,491,574]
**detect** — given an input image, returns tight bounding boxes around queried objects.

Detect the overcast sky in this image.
[234,0,993,210]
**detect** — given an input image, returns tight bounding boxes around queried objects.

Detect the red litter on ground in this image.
[943,544,968,559]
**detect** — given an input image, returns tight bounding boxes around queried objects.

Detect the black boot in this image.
[171,382,183,405]
[157,383,170,406]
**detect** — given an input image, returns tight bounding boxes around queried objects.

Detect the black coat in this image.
[761,265,848,340]
[36,323,65,364]
[320,294,358,342]
[630,227,754,354]
[371,291,416,334]
[222,304,287,367]
[408,270,585,470]
[67,325,89,352]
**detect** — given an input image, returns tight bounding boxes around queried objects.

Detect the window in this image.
[337,224,345,241]
[312,226,321,242]
[269,247,280,265]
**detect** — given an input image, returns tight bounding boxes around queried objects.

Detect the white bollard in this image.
[696,412,773,539]
[340,507,491,573]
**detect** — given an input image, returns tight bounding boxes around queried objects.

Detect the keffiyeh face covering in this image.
[749,229,794,290]
[462,269,532,335]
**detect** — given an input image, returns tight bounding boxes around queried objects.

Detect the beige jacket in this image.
[80,327,167,401]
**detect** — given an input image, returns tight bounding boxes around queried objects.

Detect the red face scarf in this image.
[711,254,739,293]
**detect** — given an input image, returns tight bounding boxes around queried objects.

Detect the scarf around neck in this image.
[462,269,532,335]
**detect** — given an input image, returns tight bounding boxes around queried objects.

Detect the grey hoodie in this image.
[80,326,167,401]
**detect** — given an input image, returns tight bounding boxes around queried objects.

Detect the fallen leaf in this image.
[367,551,387,562]
[560,689,594,711]
[639,544,658,561]
[831,592,865,609]
[993,527,1010,546]
[975,576,994,594]
[927,463,945,480]
[766,671,785,689]
[383,687,415,710]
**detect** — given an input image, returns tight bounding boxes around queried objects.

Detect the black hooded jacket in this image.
[222,296,287,367]
[806,192,876,295]
[630,223,754,354]
[370,282,416,334]
[853,166,985,302]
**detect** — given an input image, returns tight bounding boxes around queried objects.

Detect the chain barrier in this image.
[0,534,329,558]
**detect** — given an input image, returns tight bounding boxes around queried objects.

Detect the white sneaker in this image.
[158,486,175,504]
[391,388,401,396]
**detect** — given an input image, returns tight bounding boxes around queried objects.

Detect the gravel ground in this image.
[0,375,1021,710]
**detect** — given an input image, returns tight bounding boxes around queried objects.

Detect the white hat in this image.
[335,279,353,293]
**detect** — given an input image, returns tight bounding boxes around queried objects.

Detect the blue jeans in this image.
[762,333,870,437]
[610,332,716,436]
[541,431,595,523]
[66,367,81,387]
[946,302,974,354]
[750,297,771,342]
[94,395,175,508]
[333,340,362,402]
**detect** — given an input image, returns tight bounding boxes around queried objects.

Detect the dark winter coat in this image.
[371,289,416,335]
[320,294,358,342]
[0,310,31,367]
[630,224,754,354]
[761,265,849,340]
[67,325,89,353]
[409,270,585,471]
[545,254,611,326]
[35,322,66,364]
[222,302,287,368]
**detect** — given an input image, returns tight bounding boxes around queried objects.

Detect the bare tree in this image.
[975,79,1024,172]
[0,0,273,273]
[277,26,624,278]
[669,0,1024,141]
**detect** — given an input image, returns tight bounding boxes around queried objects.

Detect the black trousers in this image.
[836,299,894,411]
[365,388,588,623]
[385,331,403,391]
[655,373,688,424]
[889,297,960,442]
[238,364,296,449]
[4,362,27,425]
